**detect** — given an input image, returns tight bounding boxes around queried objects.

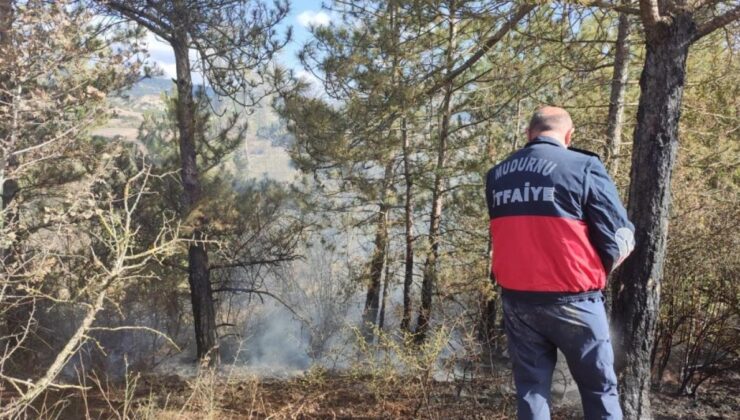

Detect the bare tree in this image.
[0,164,181,419]
[0,0,144,375]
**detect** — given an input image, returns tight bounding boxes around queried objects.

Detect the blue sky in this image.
[145,0,327,83]
[286,1,329,68]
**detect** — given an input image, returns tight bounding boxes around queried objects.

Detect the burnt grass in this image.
[13,370,739,419]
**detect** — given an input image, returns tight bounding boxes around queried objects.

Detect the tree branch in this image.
[638,0,671,27]
[694,4,740,41]
[212,287,309,325]
[576,0,641,15]
[0,290,107,418]
[102,1,174,42]
[87,326,181,351]
[209,255,300,271]
[425,4,535,96]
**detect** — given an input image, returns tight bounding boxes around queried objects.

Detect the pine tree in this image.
[96,0,290,362]
[607,1,740,417]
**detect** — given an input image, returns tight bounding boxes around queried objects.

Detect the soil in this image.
[11,370,737,419]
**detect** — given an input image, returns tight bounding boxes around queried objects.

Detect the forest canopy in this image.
[0,0,738,419]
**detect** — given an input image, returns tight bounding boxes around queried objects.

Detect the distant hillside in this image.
[121,77,176,98]
[93,78,296,183]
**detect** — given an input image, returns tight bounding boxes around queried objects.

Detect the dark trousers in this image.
[502,293,622,420]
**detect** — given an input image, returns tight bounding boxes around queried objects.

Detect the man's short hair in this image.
[528,108,571,133]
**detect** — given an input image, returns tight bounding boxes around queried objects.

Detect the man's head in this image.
[527,106,574,146]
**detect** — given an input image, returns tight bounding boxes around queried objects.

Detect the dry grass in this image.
[129,371,518,419]
[5,368,739,419]
[4,370,515,419]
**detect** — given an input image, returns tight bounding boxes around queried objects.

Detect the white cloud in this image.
[295,69,326,98]
[144,32,176,78]
[143,31,204,84]
[296,10,332,28]
[296,69,319,84]
[145,32,173,57]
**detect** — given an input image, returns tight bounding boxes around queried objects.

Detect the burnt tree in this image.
[99,0,289,362]
[608,1,740,418]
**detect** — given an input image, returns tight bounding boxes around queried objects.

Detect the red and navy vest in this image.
[486,136,634,293]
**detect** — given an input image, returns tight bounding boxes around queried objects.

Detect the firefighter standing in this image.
[486,107,635,420]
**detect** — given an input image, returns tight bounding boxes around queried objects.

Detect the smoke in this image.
[225,298,314,375]
[52,226,481,385]
[226,243,366,373]
[133,240,366,379]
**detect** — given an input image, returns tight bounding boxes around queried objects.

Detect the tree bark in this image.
[605,10,632,176]
[400,117,415,333]
[361,159,394,342]
[611,13,695,419]
[173,35,218,363]
[378,245,392,331]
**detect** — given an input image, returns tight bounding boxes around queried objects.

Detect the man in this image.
[485,106,634,420]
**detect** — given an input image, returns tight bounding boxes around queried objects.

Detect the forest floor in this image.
[18,369,739,419]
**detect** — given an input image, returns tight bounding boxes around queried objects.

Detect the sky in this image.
[145,0,329,85]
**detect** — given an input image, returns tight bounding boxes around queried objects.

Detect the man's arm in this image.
[583,157,635,273]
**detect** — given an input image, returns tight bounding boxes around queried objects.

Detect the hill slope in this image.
[93,78,296,182]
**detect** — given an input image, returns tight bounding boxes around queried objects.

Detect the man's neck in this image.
[531,133,567,147]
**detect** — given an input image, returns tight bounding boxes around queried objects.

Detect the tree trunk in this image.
[400,117,415,333]
[378,246,392,331]
[361,159,394,342]
[605,10,632,177]
[173,36,218,363]
[0,0,9,41]
[653,319,673,390]
[415,94,450,342]
[414,106,447,342]
[611,14,695,420]
[415,5,456,343]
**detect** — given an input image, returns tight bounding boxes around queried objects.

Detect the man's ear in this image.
[526,128,533,142]
[564,127,575,146]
